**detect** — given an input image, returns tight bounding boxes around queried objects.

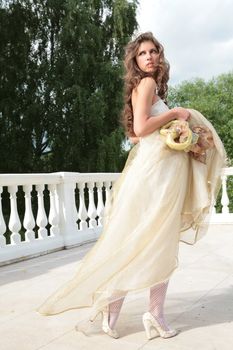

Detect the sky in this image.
[136,0,233,86]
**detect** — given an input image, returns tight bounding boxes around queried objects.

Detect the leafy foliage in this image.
[0,0,138,173]
[168,72,233,165]
[168,72,233,211]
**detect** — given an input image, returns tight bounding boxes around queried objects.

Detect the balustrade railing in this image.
[0,168,232,266]
[210,167,233,223]
[0,172,118,265]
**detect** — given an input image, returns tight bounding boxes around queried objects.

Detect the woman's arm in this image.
[132,77,189,137]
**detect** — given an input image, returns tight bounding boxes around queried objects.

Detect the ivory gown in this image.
[38,98,226,323]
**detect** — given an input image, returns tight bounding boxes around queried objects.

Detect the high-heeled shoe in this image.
[90,306,119,339]
[142,312,178,339]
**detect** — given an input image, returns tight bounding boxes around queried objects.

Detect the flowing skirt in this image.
[37,109,226,324]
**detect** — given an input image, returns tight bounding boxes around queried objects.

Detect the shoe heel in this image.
[148,313,178,339]
[142,318,153,340]
[102,310,119,339]
[90,310,102,322]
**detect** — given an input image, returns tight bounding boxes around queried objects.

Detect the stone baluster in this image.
[23,185,35,242]
[77,182,88,230]
[0,186,6,246]
[221,175,229,214]
[96,181,104,226]
[56,176,79,246]
[48,184,59,236]
[211,197,217,214]
[87,182,97,228]
[73,184,79,224]
[104,181,112,206]
[8,185,21,244]
[36,184,48,239]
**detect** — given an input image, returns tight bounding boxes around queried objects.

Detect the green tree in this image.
[168,72,233,211]
[49,0,138,172]
[0,0,138,173]
[0,1,33,172]
[168,72,233,164]
[0,0,67,172]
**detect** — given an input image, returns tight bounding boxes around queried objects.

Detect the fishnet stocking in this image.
[149,280,171,331]
[108,294,126,330]
[107,280,171,331]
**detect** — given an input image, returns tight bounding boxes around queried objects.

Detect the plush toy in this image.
[160,120,215,164]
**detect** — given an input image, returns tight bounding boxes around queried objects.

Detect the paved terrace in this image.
[1,224,233,350]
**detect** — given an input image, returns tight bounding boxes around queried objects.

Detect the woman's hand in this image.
[171,107,190,121]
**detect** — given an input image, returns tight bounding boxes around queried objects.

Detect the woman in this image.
[38,32,226,340]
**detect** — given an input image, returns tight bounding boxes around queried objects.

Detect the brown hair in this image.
[121,32,170,137]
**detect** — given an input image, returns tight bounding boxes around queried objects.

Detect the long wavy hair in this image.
[121,32,170,137]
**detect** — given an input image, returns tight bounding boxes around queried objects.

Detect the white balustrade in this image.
[77,182,88,231]
[211,197,217,214]
[23,185,35,242]
[209,167,233,224]
[0,169,231,265]
[96,181,105,226]
[104,181,112,207]
[8,185,22,245]
[221,175,229,214]
[36,184,48,239]
[57,175,79,246]
[48,184,59,237]
[0,186,6,247]
[87,181,97,229]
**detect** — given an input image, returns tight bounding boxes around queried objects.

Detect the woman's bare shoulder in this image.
[132,77,156,103]
[138,76,156,89]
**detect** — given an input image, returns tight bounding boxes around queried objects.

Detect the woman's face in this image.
[135,40,159,73]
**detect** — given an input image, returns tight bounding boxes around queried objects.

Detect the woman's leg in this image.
[108,293,126,329]
[149,280,171,330]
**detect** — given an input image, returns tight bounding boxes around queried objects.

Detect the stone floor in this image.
[0,225,233,350]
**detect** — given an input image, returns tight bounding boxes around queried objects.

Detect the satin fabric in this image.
[38,99,226,325]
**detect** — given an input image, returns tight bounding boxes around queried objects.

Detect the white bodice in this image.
[150,98,169,117]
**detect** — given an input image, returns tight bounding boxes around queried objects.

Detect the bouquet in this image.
[160,120,215,164]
